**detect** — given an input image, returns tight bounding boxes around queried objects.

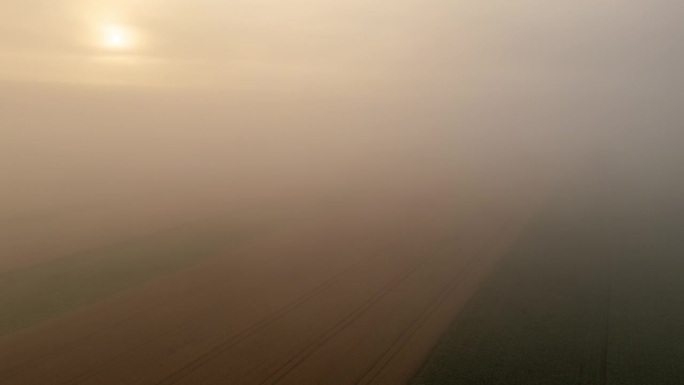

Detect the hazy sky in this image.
[2,1,683,206]
[1,1,681,90]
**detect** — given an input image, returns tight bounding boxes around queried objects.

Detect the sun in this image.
[101,24,133,50]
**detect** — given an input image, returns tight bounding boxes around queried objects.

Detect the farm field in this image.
[0,190,263,274]
[0,181,540,385]
[412,180,684,384]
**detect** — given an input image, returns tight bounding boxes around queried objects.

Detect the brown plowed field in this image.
[0,187,538,385]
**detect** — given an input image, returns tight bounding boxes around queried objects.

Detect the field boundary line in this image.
[155,214,478,385]
[260,220,484,385]
[354,213,525,385]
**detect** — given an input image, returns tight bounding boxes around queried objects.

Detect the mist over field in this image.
[2,1,683,213]
[1,2,683,384]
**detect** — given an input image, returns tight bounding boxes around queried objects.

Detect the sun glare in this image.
[101,25,133,50]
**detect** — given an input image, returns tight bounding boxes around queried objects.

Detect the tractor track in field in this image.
[68,237,406,385]
[353,218,517,385]
[258,230,484,385]
[0,189,539,385]
[154,216,479,385]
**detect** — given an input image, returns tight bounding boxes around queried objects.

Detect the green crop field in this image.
[0,216,256,337]
[413,181,684,384]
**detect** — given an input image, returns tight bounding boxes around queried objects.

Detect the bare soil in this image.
[0,185,539,385]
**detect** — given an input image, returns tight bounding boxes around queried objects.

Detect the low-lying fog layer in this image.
[1,0,682,223]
